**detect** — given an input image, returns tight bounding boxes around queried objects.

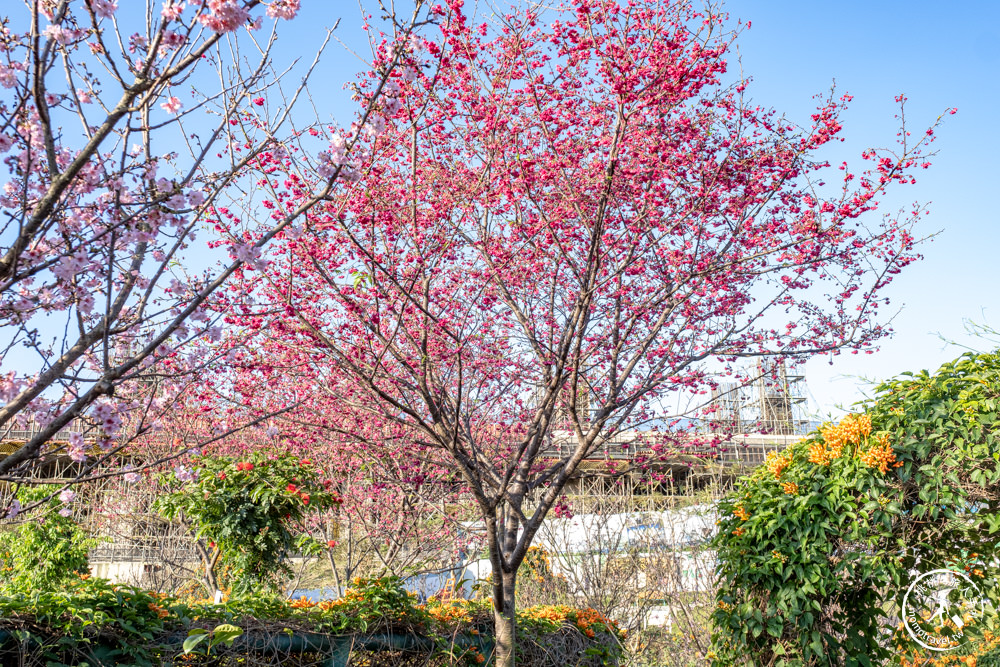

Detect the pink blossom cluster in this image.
[266,0,301,20]
[197,0,251,34]
[88,0,119,18]
[162,1,186,22]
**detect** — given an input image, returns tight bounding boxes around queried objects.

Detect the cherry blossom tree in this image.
[223,0,949,663]
[0,0,432,491]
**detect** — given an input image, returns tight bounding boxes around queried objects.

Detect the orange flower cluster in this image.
[807,440,840,466]
[781,481,799,495]
[574,608,611,636]
[424,602,472,624]
[842,413,872,442]
[764,449,793,479]
[895,624,999,666]
[859,434,901,474]
[731,527,745,537]
[812,414,873,465]
[522,605,616,639]
[147,602,169,619]
[733,504,750,521]
[290,597,317,609]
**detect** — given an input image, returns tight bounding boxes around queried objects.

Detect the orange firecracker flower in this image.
[859,434,902,474]
[764,449,793,479]
[812,413,874,465]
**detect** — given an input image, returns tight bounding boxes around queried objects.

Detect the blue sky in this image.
[286,0,1000,418]
[729,1,1000,416]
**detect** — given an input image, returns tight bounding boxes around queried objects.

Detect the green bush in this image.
[154,451,341,596]
[0,486,98,591]
[711,351,1000,666]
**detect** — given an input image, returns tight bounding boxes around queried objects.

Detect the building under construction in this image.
[706,359,809,436]
[1,360,812,588]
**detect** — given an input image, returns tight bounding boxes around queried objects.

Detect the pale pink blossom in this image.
[0,66,18,89]
[266,0,300,20]
[43,25,74,45]
[161,96,183,114]
[6,500,22,519]
[187,190,205,207]
[160,30,187,51]
[197,0,251,34]
[88,0,119,18]
[0,372,25,402]
[59,489,77,503]
[162,2,185,21]
[230,242,267,270]
[67,432,87,462]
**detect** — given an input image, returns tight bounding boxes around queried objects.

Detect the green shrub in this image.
[154,451,341,596]
[0,486,98,591]
[0,575,619,666]
[711,351,1000,665]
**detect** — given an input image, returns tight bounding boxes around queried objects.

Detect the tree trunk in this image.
[493,568,518,667]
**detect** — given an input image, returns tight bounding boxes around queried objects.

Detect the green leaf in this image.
[182,630,210,654]
[211,623,243,646]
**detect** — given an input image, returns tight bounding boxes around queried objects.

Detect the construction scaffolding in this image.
[707,359,809,436]
[2,362,811,591]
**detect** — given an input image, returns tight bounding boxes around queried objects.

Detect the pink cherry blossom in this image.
[161,1,186,21]
[43,24,83,45]
[266,0,300,20]
[5,500,21,519]
[197,0,251,34]
[160,96,183,114]
[211,4,949,662]
[88,0,119,18]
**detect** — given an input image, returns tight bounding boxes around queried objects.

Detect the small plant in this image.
[312,576,430,633]
[182,623,244,656]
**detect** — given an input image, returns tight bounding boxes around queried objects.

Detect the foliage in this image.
[307,576,431,634]
[711,351,1000,665]
[0,575,183,666]
[0,575,619,666]
[154,452,341,595]
[0,487,99,591]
